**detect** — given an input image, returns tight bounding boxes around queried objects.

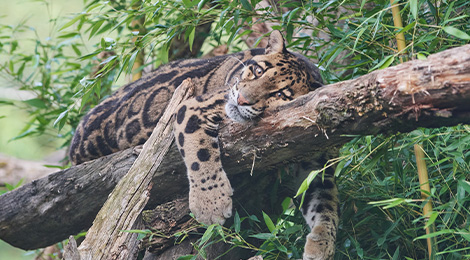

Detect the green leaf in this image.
[457,230,470,243]
[369,55,395,72]
[182,0,196,8]
[295,170,320,198]
[458,179,470,195]
[414,229,455,240]
[424,211,438,229]
[443,26,470,40]
[199,224,215,246]
[234,211,241,233]
[89,19,105,40]
[334,159,347,177]
[71,44,82,56]
[5,179,23,191]
[10,127,37,141]
[425,0,438,21]
[215,225,225,242]
[0,100,14,106]
[272,239,288,253]
[353,27,367,50]
[60,14,85,31]
[240,0,252,11]
[53,110,69,131]
[127,50,139,75]
[262,211,276,233]
[410,0,418,20]
[188,27,195,52]
[287,7,300,24]
[249,233,274,240]
[23,98,47,109]
[369,198,412,209]
[10,40,18,54]
[392,247,400,260]
[416,53,427,60]
[197,0,210,12]
[443,1,455,23]
[281,197,291,212]
[360,0,366,11]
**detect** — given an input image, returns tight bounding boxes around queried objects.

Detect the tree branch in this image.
[1,44,470,251]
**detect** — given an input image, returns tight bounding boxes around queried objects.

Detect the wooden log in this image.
[1,44,470,251]
[0,147,139,250]
[67,79,195,259]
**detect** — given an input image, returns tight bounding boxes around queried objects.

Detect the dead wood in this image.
[64,79,195,259]
[1,44,470,252]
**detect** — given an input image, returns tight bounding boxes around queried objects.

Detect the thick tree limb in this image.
[219,43,470,168]
[1,44,470,251]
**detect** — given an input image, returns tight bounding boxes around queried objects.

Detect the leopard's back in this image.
[70,49,263,164]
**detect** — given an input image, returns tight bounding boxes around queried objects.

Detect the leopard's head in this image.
[226,30,323,122]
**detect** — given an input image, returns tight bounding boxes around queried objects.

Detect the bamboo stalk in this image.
[390,0,407,61]
[391,2,436,257]
[414,144,437,259]
[131,1,146,81]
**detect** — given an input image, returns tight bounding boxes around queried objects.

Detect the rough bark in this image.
[1,44,470,252]
[63,79,196,260]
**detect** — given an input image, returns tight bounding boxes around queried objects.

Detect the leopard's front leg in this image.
[174,91,233,225]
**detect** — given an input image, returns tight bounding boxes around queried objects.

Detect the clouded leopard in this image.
[70,31,339,260]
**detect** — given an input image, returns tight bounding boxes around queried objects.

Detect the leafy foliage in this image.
[1,0,470,259]
[336,127,470,259]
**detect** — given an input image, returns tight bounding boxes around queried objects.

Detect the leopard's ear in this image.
[265,30,287,55]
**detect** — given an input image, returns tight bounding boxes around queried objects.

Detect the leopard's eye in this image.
[254,66,264,77]
[276,92,283,98]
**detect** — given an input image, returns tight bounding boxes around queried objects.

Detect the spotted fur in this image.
[70,31,338,259]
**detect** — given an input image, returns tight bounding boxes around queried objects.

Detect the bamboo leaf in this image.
[240,0,252,11]
[249,233,274,240]
[53,110,69,131]
[199,224,215,246]
[410,0,418,20]
[424,211,438,229]
[414,229,455,240]
[188,27,195,52]
[369,55,395,72]
[443,26,470,40]
[23,98,47,109]
[89,19,105,40]
[262,211,276,233]
[458,179,470,195]
[294,170,320,198]
[60,14,85,31]
[234,211,241,233]
[197,0,210,12]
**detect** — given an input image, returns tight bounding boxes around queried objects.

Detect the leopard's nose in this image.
[237,93,250,106]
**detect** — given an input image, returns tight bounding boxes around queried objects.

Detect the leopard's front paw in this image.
[303,226,335,260]
[189,174,233,225]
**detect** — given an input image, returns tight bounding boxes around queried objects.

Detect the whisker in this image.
[229,56,247,69]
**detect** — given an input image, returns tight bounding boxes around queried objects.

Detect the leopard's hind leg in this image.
[300,168,339,260]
